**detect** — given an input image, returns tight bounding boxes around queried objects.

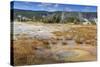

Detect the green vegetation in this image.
[11,9,97,24]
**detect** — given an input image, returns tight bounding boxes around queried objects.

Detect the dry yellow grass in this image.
[13,25,97,65]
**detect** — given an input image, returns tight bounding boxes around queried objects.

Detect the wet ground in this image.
[13,22,97,65]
